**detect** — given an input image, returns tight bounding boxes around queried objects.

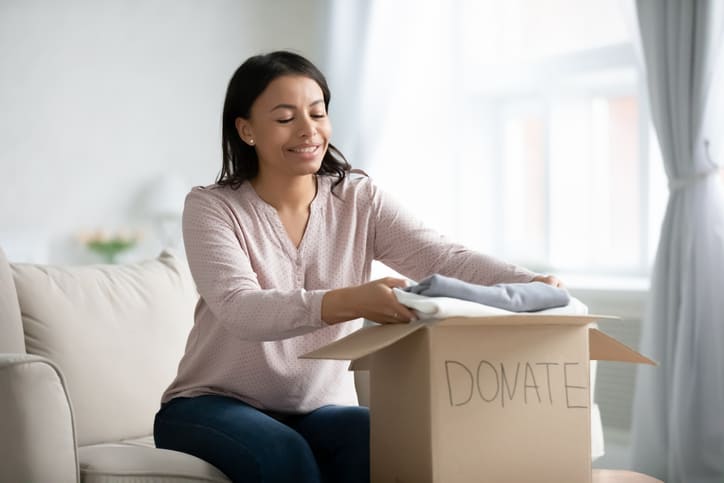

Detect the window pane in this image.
[549,98,594,269]
[362,0,663,278]
[462,0,630,67]
[501,103,547,265]
[549,91,641,273]
[607,95,641,270]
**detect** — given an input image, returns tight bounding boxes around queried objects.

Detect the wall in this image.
[0,0,327,263]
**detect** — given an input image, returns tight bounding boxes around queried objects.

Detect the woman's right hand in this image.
[321,277,417,325]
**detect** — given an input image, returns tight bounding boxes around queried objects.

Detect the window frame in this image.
[459,43,657,277]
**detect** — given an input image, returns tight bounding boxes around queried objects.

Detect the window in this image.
[480,49,651,275]
[365,0,667,278]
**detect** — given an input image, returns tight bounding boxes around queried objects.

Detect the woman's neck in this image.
[250,173,317,212]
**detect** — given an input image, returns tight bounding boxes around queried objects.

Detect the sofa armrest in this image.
[0,353,79,483]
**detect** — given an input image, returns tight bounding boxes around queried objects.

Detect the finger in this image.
[383,316,404,325]
[381,280,409,307]
[537,275,559,287]
[382,277,409,289]
[383,284,416,321]
[392,303,417,322]
[549,276,563,288]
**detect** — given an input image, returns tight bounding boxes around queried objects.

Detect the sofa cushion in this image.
[79,444,229,483]
[12,250,197,446]
[0,245,25,353]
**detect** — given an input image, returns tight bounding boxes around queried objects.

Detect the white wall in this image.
[0,0,327,263]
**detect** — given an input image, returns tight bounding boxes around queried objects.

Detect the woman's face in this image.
[237,75,331,179]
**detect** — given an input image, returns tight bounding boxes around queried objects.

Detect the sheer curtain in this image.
[323,0,605,461]
[324,0,460,235]
[321,0,451,173]
[320,0,372,167]
[629,1,724,482]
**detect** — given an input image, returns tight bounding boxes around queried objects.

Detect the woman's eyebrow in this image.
[270,99,324,112]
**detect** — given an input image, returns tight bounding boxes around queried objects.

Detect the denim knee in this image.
[265,427,320,480]
[154,396,322,483]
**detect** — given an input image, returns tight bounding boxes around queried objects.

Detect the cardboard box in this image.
[303,314,655,483]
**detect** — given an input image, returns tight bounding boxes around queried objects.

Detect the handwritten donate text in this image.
[444,360,588,409]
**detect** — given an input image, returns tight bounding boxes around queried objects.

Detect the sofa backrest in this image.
[11,250,197,446]
[0,245,26,353]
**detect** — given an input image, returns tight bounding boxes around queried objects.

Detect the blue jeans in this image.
[153,395,370,483]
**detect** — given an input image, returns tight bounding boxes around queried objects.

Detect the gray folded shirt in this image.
[403,274,570,312]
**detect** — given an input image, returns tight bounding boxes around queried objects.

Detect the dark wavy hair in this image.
[217,51,351,189]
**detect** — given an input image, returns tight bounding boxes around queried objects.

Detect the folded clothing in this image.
[393,288,587,320]
[402,274,570,312]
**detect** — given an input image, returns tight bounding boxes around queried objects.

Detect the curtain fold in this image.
[322,0,456,173]
[320,0,373,167]
[630,1,724,482]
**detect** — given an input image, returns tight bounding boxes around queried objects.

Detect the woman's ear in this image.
[235,118,255,146]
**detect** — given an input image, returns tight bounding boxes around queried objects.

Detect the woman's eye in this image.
[311,113,326,119]
[277,118,293,124]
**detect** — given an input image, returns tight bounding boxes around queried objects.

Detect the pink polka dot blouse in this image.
[161,173,537,413]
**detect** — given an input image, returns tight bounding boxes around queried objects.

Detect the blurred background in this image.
[1,0,723,473]
[0,0,327,264]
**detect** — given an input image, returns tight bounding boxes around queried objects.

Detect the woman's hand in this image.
[322,277,417,325]
[532,274,565,288]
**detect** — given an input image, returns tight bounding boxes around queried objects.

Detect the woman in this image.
[154,51,560,483]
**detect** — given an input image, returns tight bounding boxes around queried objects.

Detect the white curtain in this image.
[323,0,605,460]
[320,0,372,167]
[322,0,457,179]
[630,1,724,482]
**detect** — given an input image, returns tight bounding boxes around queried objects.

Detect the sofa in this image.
[0,243,602,482]
[0,245,231,482]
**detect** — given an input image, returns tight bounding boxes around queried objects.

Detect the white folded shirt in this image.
[393,287,589,320]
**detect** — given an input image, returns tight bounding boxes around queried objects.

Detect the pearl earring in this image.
[249,139,255,146]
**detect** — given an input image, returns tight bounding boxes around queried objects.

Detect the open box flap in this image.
[589,328,657,365]
[301,322,425,361]
[349,354,374,371]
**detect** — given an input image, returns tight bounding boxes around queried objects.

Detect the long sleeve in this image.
[182,188,327,342]
[162,174,530,413]
[369,181,538,286]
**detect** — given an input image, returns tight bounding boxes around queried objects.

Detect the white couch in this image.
[0,245,230,482]
[0,243,602,482]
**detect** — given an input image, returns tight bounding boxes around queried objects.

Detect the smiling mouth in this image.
[289,145,320,154]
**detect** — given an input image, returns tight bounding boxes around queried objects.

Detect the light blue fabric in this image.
[630,2,724,482]
[403,274,570,312]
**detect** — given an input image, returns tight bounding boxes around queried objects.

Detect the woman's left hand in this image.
[532,274,565,288]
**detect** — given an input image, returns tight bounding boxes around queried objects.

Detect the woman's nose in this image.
[298,116,317,138]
